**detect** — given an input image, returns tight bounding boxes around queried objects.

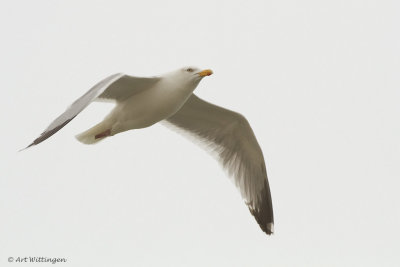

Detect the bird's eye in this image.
[186,68,194,72]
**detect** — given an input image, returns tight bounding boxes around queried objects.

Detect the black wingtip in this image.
[19,116,76,152]
[249,205,274,235]
[248,179,274,236]
[18,143,35,152]
[265,223,274,235]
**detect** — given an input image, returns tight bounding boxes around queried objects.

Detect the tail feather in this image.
[75,121,112,145]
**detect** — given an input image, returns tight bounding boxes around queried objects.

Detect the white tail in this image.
[75,120,113,145]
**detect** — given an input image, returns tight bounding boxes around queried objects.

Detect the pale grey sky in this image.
[1,0,399,266]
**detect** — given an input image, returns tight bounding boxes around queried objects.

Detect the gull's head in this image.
[183,66,213,78]
[166,66,213,89]
[181,66,213,82]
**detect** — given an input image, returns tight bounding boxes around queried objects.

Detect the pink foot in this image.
[95,129,111,139]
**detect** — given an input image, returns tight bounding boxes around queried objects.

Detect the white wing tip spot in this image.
[267,223,274,234]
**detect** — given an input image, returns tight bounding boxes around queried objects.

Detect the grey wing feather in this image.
[97,74,160,102]
[163,94,274,235]
[24,73,160,149]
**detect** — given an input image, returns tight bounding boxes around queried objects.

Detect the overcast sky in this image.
[1,0,399,266]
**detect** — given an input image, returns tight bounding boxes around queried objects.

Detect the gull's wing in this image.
[24,73,161,149]
[163,94,274,235]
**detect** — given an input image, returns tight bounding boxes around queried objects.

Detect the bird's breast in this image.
[116,82,192,128]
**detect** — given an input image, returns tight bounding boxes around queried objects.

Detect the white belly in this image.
[110,82,192,134]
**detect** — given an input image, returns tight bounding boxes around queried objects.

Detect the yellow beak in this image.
[198,69,213,77]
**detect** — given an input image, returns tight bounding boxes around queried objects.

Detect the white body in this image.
[110,75,200,134]
[76,69,202,143]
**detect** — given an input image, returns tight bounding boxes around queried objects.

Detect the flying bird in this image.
[24,67,274,235]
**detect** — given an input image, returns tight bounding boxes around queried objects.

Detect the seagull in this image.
[24,67,274,235]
